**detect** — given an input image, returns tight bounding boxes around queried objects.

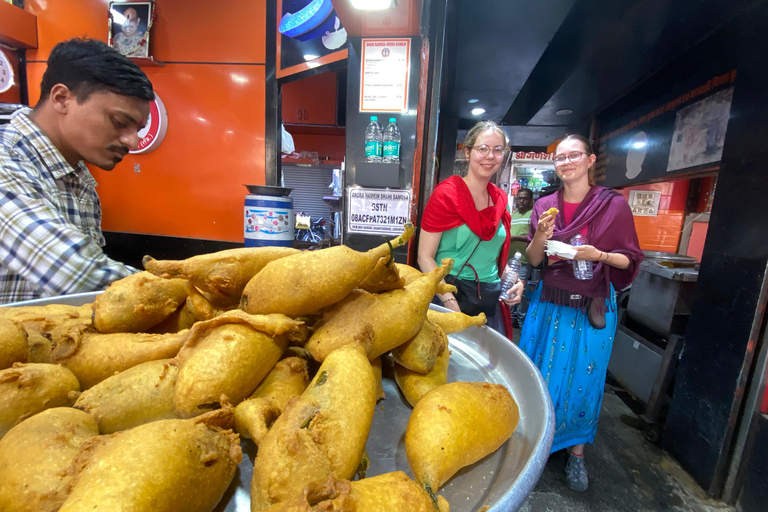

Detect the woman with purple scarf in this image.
[520,134,643,493]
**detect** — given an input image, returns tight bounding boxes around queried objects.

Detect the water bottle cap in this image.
[370,116,378,121]
[389,118,396,122]
[514,252,522,258]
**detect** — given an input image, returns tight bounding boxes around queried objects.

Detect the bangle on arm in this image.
[442,297,457,304]
[601,251,609,263]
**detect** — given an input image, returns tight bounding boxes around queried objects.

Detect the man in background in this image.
[509,187,534,328]
[0,38,154,303]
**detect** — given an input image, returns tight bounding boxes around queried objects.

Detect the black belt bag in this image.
[447,239,501,317]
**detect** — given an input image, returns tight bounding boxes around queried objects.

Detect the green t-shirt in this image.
[509,209,532,265]
[435,219,507,283]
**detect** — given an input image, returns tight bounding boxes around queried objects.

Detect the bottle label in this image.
[383,141,400,158]
[365,141,381,158]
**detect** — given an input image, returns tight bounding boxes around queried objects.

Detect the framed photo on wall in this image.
[108,1,154,58]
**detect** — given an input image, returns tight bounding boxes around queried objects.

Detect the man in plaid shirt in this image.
[0,38,154,304]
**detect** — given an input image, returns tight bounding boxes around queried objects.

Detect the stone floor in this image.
[519,386,735,512]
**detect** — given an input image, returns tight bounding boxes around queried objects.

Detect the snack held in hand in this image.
[545,206,559,218]
[405,381,519,493]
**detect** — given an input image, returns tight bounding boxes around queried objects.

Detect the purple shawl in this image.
[528,186,644,311]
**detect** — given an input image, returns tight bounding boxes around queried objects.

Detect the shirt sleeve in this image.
[0,161,136,297]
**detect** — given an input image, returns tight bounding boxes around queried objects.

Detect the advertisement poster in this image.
[628,190,661,217]
[347,187,412,235]
[359,38,410,113]
[666,87,733,172]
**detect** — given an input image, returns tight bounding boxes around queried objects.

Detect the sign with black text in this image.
[347,187,411,235]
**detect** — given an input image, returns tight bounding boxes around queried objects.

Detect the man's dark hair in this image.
[518,187,533,198]
[38,38,154,105]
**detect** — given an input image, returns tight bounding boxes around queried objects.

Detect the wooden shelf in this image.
[129,57,165,67]
[283,124,345,136]
[0,2,37,49]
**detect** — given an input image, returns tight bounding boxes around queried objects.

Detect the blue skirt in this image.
[519,282,617,453]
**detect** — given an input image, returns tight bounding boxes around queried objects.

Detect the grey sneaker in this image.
[565,454,589,492]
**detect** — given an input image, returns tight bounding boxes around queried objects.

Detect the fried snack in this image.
[426,309,487,334]
[149,299,199,334]
[358,256,405,293]
[545,206,559,218]
[261,472,450,512]
[395,263,457,295]
[250,343,376,511]
[0,318,28,369]
[173,311,303,418]
[0,363,80,438]
[394,348,450,407]
[371,356,385,401]
[50,324,188,389]
[241,224,415,318]
[405,382,519,493]
[74,359,178,434]
[391,320,447,374]
[306,259,453,362]
[92,271,188,333]
[0,304,92,364]
[59,406,241,512]
[143,246,300,306]
[0,407,98,512]
[234,356,309,444]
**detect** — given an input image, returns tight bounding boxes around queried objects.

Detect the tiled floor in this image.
[519,387,735,512]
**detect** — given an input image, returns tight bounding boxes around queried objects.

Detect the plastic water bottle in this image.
[500,252,523,299]
[364,116,382,163]
[382,117,401,164]
[571,234,593,280]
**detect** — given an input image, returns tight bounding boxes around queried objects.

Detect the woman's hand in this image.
[500,280,524,306]
[572,244,602,261]
[441,296,461,312]
[533,212,555,242]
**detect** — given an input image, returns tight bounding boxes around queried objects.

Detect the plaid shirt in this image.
[0,110,136,304]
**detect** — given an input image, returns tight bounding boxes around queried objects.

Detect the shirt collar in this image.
[11,109,88,180]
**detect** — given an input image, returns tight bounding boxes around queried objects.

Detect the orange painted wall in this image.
[23,0,267,242]
[0,48,21,104]
[615,180,689,253]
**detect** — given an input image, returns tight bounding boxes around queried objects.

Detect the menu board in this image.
[359,38,410,113]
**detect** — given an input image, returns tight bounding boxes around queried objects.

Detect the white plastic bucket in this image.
[244,194,294,247]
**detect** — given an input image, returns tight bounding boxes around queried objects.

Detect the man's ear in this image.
[48,84,74,114]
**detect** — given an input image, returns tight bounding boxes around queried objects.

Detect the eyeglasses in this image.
[554,151,589,165]
[469,145,506,158]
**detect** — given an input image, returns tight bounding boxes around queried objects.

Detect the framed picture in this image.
[108,1,154,58]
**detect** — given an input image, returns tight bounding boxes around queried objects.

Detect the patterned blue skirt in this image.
[519,282,617,453]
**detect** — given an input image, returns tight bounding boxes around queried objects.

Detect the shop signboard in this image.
[359,38,410,113]
[0,49,13,94]
[130,93,168,154]
[347,187,411,235]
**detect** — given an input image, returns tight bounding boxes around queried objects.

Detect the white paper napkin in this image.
[545,240,578,259]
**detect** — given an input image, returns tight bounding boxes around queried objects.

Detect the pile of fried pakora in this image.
[0,224,519,512]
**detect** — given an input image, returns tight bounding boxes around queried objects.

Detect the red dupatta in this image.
[421,176,511,272]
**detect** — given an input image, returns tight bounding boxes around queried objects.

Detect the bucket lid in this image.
[244,185,292,197]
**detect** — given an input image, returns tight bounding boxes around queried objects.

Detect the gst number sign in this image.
[347,187,412,235]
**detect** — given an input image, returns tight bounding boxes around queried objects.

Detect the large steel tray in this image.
[4,294,554,512]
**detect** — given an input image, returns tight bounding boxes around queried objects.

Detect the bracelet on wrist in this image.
[442,297,457,304]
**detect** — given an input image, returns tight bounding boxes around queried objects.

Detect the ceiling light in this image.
[349,0,394,10]
[555,109,573,116]
[471,107,486,116]
[632,140,647,149]
[303,54,319,61]
[468,98,479,104]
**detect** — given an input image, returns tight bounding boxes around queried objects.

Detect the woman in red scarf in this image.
[418,121,523,336]
[521,134,643,493]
